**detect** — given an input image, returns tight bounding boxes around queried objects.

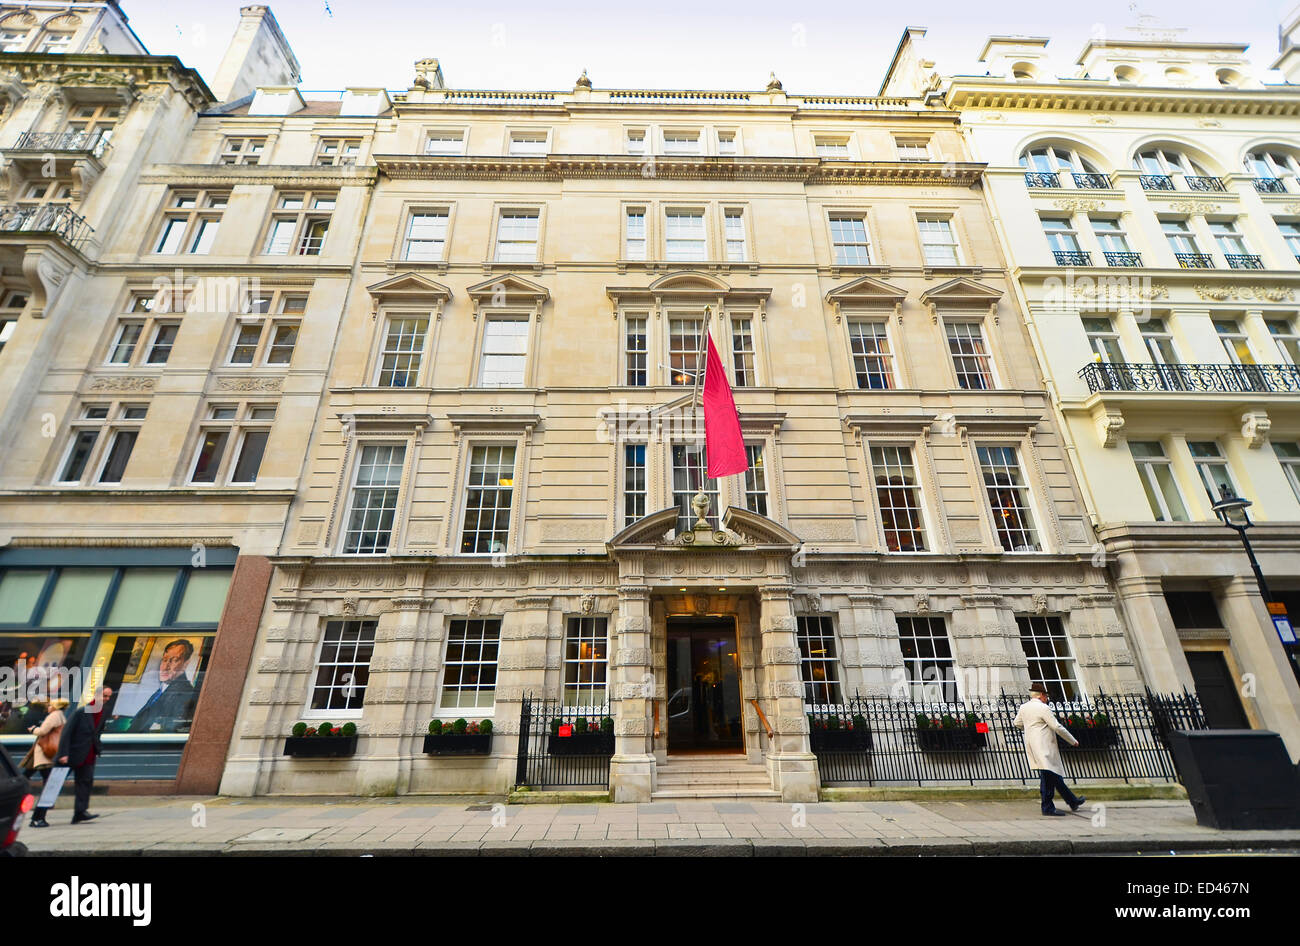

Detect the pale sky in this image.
[119,0,1297,95]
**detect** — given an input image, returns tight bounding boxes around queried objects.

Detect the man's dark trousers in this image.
[73,763,95,818]
[1039,769,1081,814]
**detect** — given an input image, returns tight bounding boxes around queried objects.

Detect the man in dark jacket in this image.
[56,686,113,825]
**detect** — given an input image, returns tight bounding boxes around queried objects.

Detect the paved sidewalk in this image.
[18,794,1300,856]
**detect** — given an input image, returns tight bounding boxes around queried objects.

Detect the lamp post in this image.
[1211,485,1300,686]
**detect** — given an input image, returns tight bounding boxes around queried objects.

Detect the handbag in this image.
[38,725,61,760]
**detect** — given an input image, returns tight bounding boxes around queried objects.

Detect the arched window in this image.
[1216,68,1243,87]
[36,29,72,53]
[1133,148,1211,178]
[1114,65,1140,84]
[1245,149,1299,180]
[1011,62,1038,81]
[1019,145,1101,175]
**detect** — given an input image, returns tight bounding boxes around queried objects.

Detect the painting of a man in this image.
[125,639,199,733]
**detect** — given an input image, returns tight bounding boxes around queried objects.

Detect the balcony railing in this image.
[1184,175,1226,192]
[1140,174,1174,190]
[1072,172,1111,189]
[1079,361,1300,394]
[1024,171,1060,188]
[1225,254,1264,270]
[0,203,94,250]
[1053,250,1092,266]
[1253,177,1288,194]
[1104,251,1143,267]
[10,130,111,160]
[1175,252,1215,269]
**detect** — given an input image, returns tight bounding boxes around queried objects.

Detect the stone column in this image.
[496,594,554,771]
[952,593,1022,699]
[843,593,903,697]
[1112,573,1192,692]
[1218,577,1300,758]
[1066,592,1144,693]
[609,584,655,802]
[758,582,819,802]
[353,605,409,797]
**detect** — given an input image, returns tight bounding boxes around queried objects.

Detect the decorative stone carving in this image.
[574,68,591,90]
[913,592,930,614]
[88,376,156,393]
[341,596,359,616]
[215,376,283,392]
[1194,285,1294,302]
[1166,200,1220,215]
[467,596,482,615]
[1052,198,1106,213]
[691,594,708,615]
[1070,283,1167,302]
[1095,410,1125,448]
[1241,411,1271,448]
[798,593,822,614]
[580,594,596,614]
[1032,592,1048,614]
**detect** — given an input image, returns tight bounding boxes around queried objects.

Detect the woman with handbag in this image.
[26,698,68,828]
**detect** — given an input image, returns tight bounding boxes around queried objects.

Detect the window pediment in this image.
[466,273,548,319]
[366,272,451,310]
[919,277,1002,322]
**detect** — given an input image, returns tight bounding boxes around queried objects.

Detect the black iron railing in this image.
[1184,175,1226,192]
[1175,252,1215,269]
[1072,172,1112,189]
[1140,174,1174,190]
[1253,177,1287,194]
[1079,361,1300,394]
[0,203,93,250]
[1023,171,1060,188]
[1053,250,1092,266]
[1225,254,1264,270]
[1104,251,1143,267]
[11,130,111,159]
[515,694,613,789]
[809,690,1206,785]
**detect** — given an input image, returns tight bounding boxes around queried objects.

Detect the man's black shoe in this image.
[1042,810,1069,817]
[29,818,48,828]
[71,813,98,824]
[1070,796,1088,812]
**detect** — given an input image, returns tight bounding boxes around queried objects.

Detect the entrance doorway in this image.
[666,618,743,753]
[1185,650,1251,729]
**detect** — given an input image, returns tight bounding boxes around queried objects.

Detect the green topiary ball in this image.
[292,722,307,738]
[429,720,441,735]
[480,719,493,734]
[341,722,356,737]
[318,722,333,736]
[453,718,468,734]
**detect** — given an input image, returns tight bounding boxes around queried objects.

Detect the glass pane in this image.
[40,568,115,627]
[174,569,233,623]
[231,430,269,483]
[106,569,179,627]
[0,570,49,624]
[100,634,211,734]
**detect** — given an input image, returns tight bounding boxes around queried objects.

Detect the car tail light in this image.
[2,816,19,848]
[19,794,35,814]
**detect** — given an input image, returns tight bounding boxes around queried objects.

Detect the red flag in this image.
[702,333,748,477]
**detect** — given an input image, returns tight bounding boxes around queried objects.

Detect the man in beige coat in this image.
[1013,683,1086,816]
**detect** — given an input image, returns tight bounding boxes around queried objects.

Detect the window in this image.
[1277,221,1300,260]
[624,443,646,525]
[563,617,608,708]
[460,445,516,554]
[1017,616,1079,702]
[796,615,842,705]
[375,317,429,387]
[154,190,227,255]
[57,403,147,485]
[977,445,1040,551]
[1019,145,1100,175]
[671,442,717,533]
[1267,318,1300,365]
[218,137,265,165]
[871,445,927,551]
[730,317,755,387]
[1188,441,1236,505]
[918,217,960,265]
[946,322,993,390]
[1214,320,1255,365]
[64,103,119,149]
[440,619,500,710]
[105,292,181,367]
[668,317,702,385]
[1041,217,1082,254]
[0,319,13,354]
[716,130,737,155]
[315,137,361,167]
[1083,317,1124,364]
[625,129,646,155]
[402,211,448,261]
[1165,592,1224,629]
[1140,318,1180,365]
[744,444,767,516]
[897,617,956,701]
[479,318,528,387]
[1162,219,1206,263]
[508,130,547,156]
[829,214,871,265]
[264,191,335,256]
[1130,442,1189,522]
[662,130,700,154]
[227,293,305,366]
[1246,151,1298,180]
[665,210,706,261]
[425,131,464,155]
[895,138,930,162]
[625,208,646,260]
[1135,149,1209,177]
[624,315,648,386]
[1092,217,1136,263]
[814,136,850,158]
[341,444,406,554]
[724,209,747,262]
[493,210,540,262]
[37,31,72,54]
[309,620,376,712]
[189,403,276,484]
[848,320,894,389]
[0,30,27,52]
[1210,220,1249,256]
[1274,442,1300,503]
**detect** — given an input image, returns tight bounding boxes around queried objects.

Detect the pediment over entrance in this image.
[608,505,801,552]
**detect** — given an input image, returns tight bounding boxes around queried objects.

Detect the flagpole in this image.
[691,307,710,530]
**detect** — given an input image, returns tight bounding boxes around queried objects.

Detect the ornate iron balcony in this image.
[1053,250,1092,266]
[1140,174,1174,191]
[10,130,111,160]
[1072,172,1111,189]
[1225,254,1264,270]
[1253,177,1287,194]
[1104,251,1143,267]
[1024,171,1060,188]
[1175,253,1215,269]
[1079,361,1300,394]
[0,203,94,250]
[1184,175,1226,192]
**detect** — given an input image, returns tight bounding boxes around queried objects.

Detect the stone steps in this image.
[651,754,778,800]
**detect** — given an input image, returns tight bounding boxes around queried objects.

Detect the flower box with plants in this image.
[808,713,873,752]
[284,721,358,758]
[915,713,988,752]
[546,716,615,756]
[423,718,493,755]
[1060,713,1120,751]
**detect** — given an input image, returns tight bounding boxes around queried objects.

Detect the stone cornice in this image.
[0,54,213,110]
[139,164,379,188]
[945,79,1300,117]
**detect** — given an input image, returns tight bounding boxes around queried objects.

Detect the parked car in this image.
[0,742,33,857]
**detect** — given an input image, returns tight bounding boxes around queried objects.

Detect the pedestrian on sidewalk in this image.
[23,697,68,828]
[55,687,113,825]
[1013,682,1087,817]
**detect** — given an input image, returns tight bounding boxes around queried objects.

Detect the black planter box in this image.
[1062,725,1120,751]
[423,733,492,755]
[810,728,873,752]
[916,727,987,752]
[283,735,357,758]
[547,732,615,756]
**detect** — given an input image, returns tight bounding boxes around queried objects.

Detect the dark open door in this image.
[1185,650,1250,729]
